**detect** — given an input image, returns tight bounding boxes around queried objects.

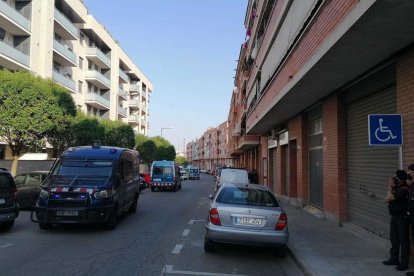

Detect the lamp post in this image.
[161,127,173,137]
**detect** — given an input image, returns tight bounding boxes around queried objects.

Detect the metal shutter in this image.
[346,77,397,237]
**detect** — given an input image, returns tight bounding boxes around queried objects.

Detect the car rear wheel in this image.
[0,220,14,231]
[204,239,215,253]
[39,222,53,230]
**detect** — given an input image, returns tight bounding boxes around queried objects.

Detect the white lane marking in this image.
[172,244,183,254]
[163,265,248,276]
[188,219,206,224]
[182,229,190,236]
[0,243,13,248]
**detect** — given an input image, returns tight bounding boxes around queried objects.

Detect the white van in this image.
[215,168,249,190]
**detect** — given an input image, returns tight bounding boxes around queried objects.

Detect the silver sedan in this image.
[204,183,289,257]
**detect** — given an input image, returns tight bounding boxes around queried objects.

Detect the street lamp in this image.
[161,127,173,137]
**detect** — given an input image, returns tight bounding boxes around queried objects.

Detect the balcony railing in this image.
[129,84,141,93]
[119,69,129,82]
[84,93,110,109]
[0,0,31,33]
[119,88,128,100]
[129,99,139,109]
[53,39,77,66]
[85,47,111,69]
[85,70,111,89]
[54,8,79,39]
[52,71,76,92]
[0,40,29,68]
[128,115,139,123]
[118,106,127,117]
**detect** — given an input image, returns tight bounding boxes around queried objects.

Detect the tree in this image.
[138,140,157,164]
[175,156,188,166]
[135,134,148,148]
[101,119,135,149]
[71,113,105,146]
[0,70,76,175]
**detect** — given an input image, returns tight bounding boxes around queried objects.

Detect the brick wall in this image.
[397,48,414,167]
[322,93,347,220]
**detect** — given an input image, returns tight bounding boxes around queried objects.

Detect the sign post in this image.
[368,114,403,169]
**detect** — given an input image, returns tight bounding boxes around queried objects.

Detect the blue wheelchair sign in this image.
[368,114,403,146]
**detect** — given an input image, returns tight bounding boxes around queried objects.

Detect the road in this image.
[0,174,303,276]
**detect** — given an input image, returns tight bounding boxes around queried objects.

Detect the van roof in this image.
[152,160,175,166]
[61,146,134,160]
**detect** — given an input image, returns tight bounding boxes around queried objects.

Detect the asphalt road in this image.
[0,174,303,276]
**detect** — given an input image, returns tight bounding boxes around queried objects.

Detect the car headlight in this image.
[39,189,49,199]
[94,189,111,199]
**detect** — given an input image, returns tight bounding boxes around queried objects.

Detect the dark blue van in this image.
[31,145,140,230]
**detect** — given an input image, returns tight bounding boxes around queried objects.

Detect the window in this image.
[78,81,83,93]
[53,61,60,73]
[309,117,323,135]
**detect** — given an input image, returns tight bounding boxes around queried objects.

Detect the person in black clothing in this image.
[405,164,414,276]
[383,169,410,272]
[248,169,258,184]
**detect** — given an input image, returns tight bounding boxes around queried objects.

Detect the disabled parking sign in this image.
[368,114,403,146]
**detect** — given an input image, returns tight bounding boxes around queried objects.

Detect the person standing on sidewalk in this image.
[405,164,414,276]
[383,169,410,272]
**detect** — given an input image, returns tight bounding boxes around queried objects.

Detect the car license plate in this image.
[0,198,4,204]
[153,178,161,181]
[237,217,262,225]
[56,210,78,216]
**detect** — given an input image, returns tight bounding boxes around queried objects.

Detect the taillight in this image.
[209,208,221,226]
[275,213,287,230]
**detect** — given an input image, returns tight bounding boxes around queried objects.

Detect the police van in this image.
[189,166,200,180]
[150,160,182,192]
[31,145,140,230]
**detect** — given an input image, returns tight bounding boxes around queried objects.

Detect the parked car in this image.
[180,170,189,181]
[204,183,289,256]
[215,168,249,190]
[139,173,151,188]
[14,171,48,209]
[32,145,141,230]
[0,168,19,231]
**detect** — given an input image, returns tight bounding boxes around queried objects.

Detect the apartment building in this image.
[186,122,234,170]
[0,0,152,141]
[225,0,414,237]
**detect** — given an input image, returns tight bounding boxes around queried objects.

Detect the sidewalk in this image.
[281,200,408,276]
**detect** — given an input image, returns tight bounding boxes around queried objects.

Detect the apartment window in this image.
[80,33,85,45]
[79,57,83,69]
[78,81,83,93]
[0,27,5,41]
[88,61,92,70]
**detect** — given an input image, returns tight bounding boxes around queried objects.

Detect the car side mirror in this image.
[208,194,214,200]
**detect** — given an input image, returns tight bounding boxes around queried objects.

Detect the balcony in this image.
[0,40,29,70]
[128,99,139,109]
[129,84,141,94]
[141,90,147,99]
[0,0,31,35]
[52,71,76,93]
[141,118,146,125]
[128,114,139,124]
[235,135,260,152]
[84,93,110,109]
[85,47,111,69]
[119,69,129,83]
[119,87,128,100]
[54,8,79,40]
[85,70,110,89]
[118,106,127,117]
[53,39,77,67]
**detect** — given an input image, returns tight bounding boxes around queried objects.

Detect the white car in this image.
[180,170,189,180]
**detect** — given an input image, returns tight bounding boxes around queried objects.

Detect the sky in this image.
[84,0,248,152]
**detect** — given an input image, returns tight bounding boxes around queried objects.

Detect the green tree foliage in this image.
[135,134,147,148]
[0,70,76,174]
[101,119,135,149]
[138,140,157,164]
[71,113,105,146]
[175,156,188,166]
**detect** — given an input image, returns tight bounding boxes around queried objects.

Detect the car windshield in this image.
[220,170,248,184]
[216,187,279,207]
[190,169,198,173]
[51,160,114,177]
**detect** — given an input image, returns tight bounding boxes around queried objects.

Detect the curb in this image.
[287,245,317,276]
